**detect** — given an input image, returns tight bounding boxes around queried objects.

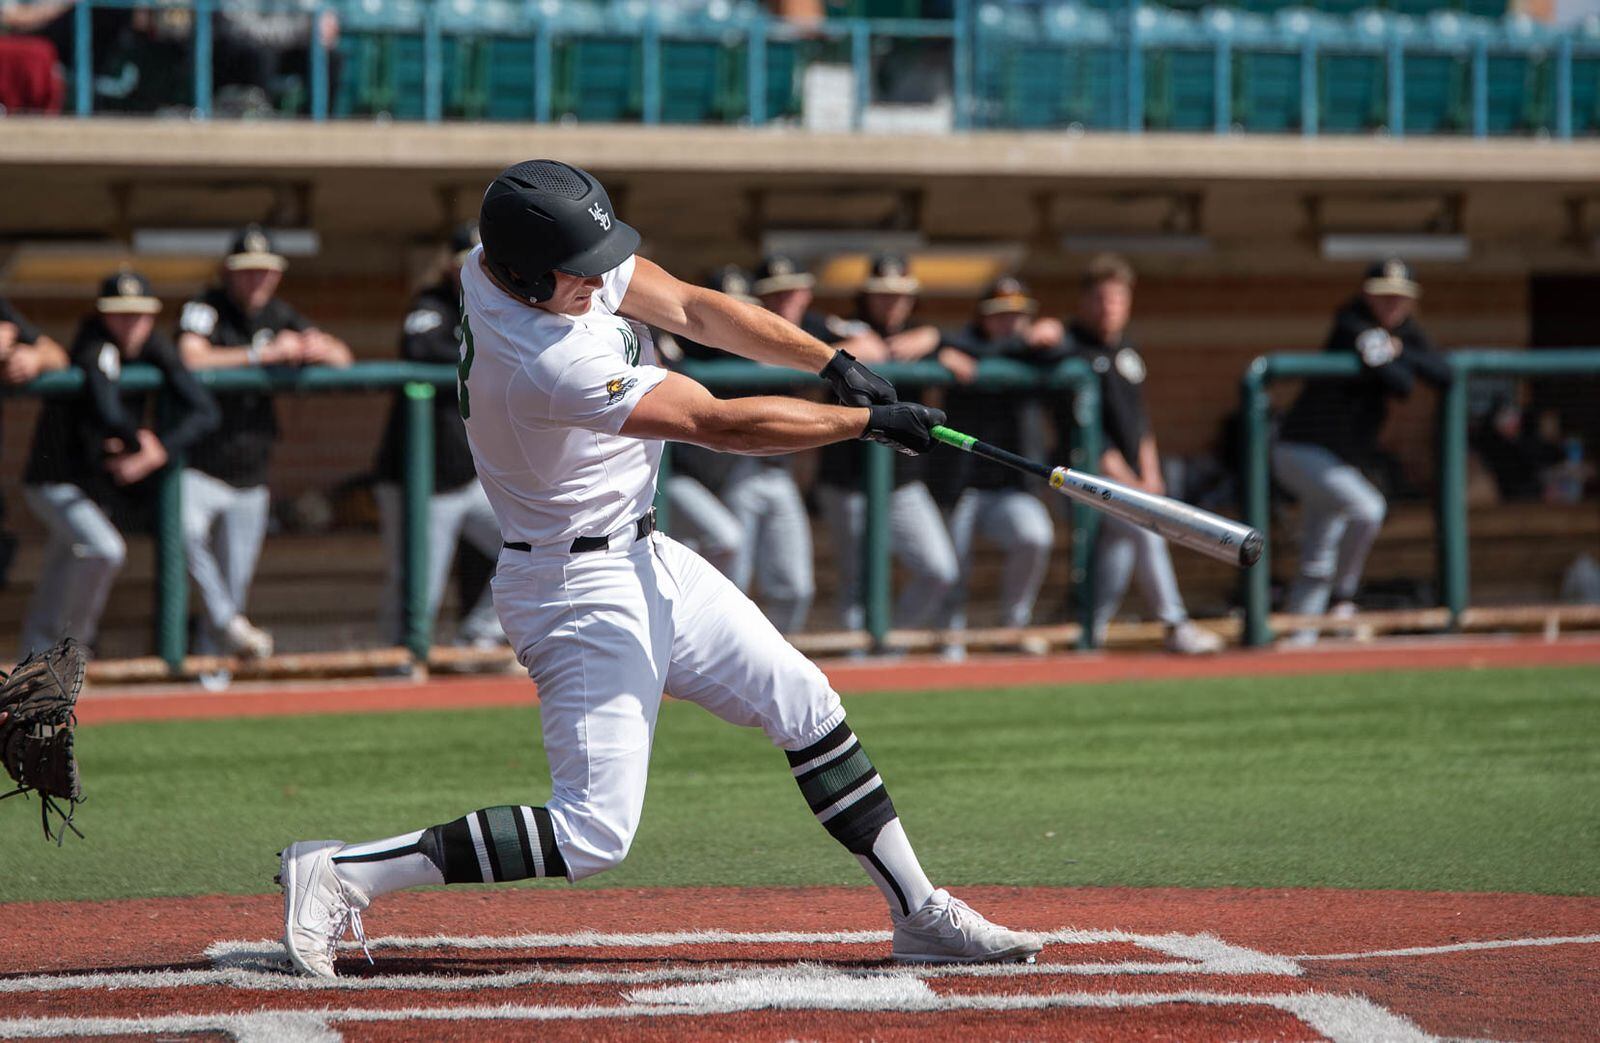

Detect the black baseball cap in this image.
[224,224,287,272]
[752,253,815,296]
[1362,258,1420,299]
[96,269,161,315]
[708,265,758,305]
[862,253,920,295]
[978,275,1038,316]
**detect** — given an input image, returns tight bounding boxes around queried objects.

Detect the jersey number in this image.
[458,308,475,420]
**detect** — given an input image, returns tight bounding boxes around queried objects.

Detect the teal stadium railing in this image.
[1238,347,1600,647]
[38,0,1600,137]
[1,357,1099,672]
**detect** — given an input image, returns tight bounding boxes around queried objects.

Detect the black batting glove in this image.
[862,403,946,456]
[820,349,897,407]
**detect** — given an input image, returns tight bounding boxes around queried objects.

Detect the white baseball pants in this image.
[493,530,844,881]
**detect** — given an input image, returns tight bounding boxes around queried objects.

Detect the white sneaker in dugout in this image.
[1164,621,1225,656]
[277,840,371,978]
[225,615,274,659]
[891,889,1044,964]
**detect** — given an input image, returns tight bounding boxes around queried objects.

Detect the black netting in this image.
[503,161,589,200]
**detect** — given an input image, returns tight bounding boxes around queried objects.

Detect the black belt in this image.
[504,508,656,554]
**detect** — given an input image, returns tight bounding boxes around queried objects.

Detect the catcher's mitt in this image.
[0,638,87,843]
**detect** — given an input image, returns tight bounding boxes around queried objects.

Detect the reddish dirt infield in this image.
[3,886,1596,1041]
[74,634,1600,726]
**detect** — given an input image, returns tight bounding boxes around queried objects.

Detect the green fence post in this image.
[863,440,893,652]
[402,382,436,662]
[1241,360,1272,647]
[1068,369,1101,649]
[1437,358,1471,629]
[155,449,188,673]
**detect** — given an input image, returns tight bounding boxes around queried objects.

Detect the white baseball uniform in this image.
[457,248,844,880]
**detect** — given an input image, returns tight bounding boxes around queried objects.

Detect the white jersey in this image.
[457,247,669,548]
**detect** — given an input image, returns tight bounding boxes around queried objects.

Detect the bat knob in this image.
[1239,530,1264,569]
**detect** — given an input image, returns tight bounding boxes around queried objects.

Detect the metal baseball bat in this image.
[930,425,1263,569]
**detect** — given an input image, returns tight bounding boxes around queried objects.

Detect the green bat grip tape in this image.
[931,425,976,451]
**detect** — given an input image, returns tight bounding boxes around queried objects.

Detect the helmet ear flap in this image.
[490,259,557,304]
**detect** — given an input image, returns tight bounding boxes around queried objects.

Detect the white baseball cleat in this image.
[1164,621,1225,656]
[891,889,1044,964]
[277,840,370,978]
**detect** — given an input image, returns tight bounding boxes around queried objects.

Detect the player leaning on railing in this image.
[276,159,1043,977]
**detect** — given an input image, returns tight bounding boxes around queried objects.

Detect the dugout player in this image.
[0,296,69,585]
[277,160,1042,976]
[1273,259,1451,645]
[20,271,217,655]
[657,267,753,581]
[934,277,1058,654]
[371,223,506,648]
[176,225,353,680]
[814,255,958,633]
[1056,255,1223,655]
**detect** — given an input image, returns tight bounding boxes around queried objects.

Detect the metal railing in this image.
[38,0,1600,137]
[677,356,1101,651]
[4,355,1099,673]
[1238,347,1600,646]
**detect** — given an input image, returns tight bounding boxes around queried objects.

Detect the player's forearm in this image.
[693,396,866,456]
[679,288,835,373]
[179,334,255,371]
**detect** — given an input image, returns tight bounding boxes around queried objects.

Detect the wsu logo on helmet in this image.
[588,203,611,230]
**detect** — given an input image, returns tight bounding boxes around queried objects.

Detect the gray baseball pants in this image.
[375,480,505,646]
[663,474,743,579]
[20,484,126,655]
[182,468,270,655]
[818,481,958,632]
[943,488,1054,630]
[1093,515,1190,637]
[1271,440,1388,615]
[722,459,814,635]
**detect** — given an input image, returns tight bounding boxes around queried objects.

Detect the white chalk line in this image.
[0,987,1433,1043]
[1299,933,1600,961]
[0,928,1297,996]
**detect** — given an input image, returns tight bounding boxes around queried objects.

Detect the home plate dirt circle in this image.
[2,886,1596,1041]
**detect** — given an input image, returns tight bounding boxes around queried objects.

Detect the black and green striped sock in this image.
[787,722,934,917]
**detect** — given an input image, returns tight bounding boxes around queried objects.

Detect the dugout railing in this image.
[37,0,1600,138]
[3,356,1099,676]
[1238,346,1600,647]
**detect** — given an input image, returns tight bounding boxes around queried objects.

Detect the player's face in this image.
[980,311,1028,340]
[760,288,811,325]
[862,292,914,332]
[1364,292,1415,330]
[103,312,156,353]
[1079,279,1132,341]
[542,271,605,315]
[225,268,282,313]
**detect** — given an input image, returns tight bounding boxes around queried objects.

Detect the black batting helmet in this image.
[478,160,640,303]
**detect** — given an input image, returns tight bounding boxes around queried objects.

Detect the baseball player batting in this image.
[276,160,1043,976]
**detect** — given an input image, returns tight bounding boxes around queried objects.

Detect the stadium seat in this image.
[1233,49,1301,132]
[1574,57,1600,135]
[1320,51,1386,132]
[1403,53,1468,133]
[554,38,644,122]
[1144,47,1217,130]
[1485,53,1552,134]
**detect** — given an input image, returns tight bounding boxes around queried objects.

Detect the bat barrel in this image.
[1050,467,1263,569]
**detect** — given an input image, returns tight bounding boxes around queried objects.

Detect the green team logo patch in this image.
[620,323,640,366]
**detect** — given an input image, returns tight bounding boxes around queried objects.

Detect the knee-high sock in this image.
[331,806,568,899]
[787,722,935,917]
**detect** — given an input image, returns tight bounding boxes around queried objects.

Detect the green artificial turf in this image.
[2,665,1596,903]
